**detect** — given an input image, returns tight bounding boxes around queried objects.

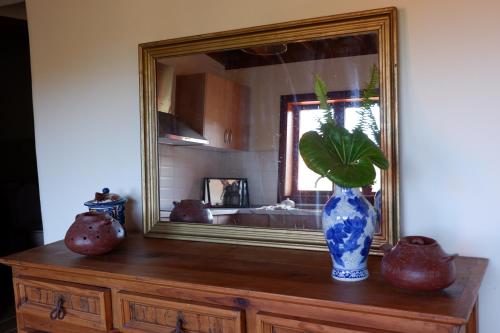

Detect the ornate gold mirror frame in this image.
[139,7,399,254]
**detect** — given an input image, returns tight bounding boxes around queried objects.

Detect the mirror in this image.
[140,7,398,253]
[204,178,249,208]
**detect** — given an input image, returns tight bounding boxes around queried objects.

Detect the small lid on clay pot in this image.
[399,236,437,246]
[84,187,126,207]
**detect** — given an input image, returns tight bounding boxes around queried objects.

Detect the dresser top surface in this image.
[1,234,487,323]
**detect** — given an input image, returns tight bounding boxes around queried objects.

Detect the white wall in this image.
[27,0,500,330]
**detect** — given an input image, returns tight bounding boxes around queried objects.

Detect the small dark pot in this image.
[170,200,213,223]
[380,236,457,291]
[65,212,125,256]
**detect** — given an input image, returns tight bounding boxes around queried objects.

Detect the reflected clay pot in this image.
[170,200,213,223]
[65,212,125,255]
[380,236,457,291]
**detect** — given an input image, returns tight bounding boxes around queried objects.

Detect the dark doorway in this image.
[0,5,43,332]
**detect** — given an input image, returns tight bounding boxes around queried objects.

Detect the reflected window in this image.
[278,91,379,205]
[297,108,333,192]
[344,105,381,147]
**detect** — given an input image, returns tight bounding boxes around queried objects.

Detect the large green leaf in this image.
[299,131,341,178]
[299,129,377,187]
[349,129,389,169]
[321,124,388,169]
[320,122,351,164]
[299,75,389,188]
[299,122,388,188]
[327,158,376,188]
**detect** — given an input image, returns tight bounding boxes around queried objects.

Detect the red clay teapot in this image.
[65,212,125,255]
[380,236,457,291]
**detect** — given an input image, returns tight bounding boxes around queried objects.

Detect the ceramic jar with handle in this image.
[380,236,457,291]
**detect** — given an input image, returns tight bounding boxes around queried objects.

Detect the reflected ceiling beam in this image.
[207,33,378,70]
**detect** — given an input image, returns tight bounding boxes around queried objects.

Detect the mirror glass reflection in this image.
[157,32,383,233]
[203,178,250,208]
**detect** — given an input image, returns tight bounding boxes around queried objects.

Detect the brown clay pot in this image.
[169,200,213,223]
[380,236,457,291]
[64,212,125,255]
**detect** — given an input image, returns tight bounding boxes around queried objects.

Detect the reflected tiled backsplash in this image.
[223,150,279,206]
[159,145,224,210]
[159,145,279,210]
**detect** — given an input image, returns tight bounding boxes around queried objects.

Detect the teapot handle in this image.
[440,253,458,263]
[380,243,393,255]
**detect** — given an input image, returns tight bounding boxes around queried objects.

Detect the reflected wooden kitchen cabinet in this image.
[175,73,248,150]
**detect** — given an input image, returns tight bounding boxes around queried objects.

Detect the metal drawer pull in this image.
[49,295,65,320]
[171,313,185,333]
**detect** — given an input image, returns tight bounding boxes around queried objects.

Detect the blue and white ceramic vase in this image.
[84,188,127,225]
[322,185,377,281]
[374,189,382,233]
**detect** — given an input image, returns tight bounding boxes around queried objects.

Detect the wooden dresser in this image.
[0,234,487,333]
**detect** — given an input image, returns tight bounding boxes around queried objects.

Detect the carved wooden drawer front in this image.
[117,291,244,333]
[256,312,396,333]
[14,277,112,332]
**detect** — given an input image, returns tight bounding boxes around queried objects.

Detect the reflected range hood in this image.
[157,112,209,145]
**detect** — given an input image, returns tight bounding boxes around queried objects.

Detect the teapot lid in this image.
[399,236,437,247]
[84,187,126,207]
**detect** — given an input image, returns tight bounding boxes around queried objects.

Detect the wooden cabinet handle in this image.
[228,129,233,144]
[224,129,228,144]
[49,295,65,320]
[171,312,185,333]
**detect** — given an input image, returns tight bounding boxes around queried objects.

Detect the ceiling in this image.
[207,33,378,70]
[0,0,23,5]
[0,0,26,20]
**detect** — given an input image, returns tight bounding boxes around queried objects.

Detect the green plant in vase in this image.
[355,64,381,147]
[298,74,388,281]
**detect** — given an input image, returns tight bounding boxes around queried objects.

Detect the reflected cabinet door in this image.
[175,73,248,150]
[204,73,230,149]
[226,80,248,150]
